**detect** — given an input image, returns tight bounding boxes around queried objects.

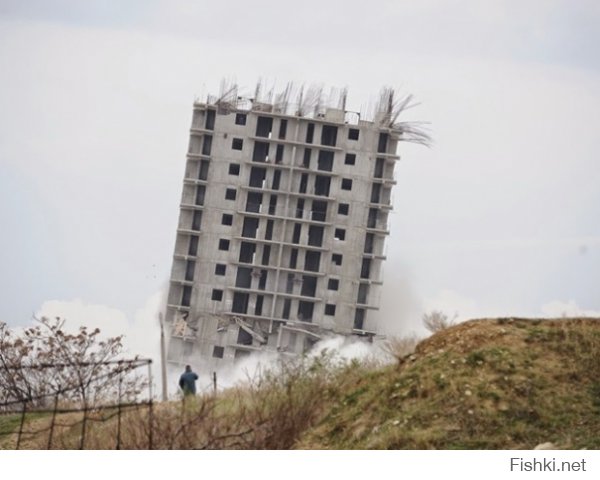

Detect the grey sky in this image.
[0,0,598,339]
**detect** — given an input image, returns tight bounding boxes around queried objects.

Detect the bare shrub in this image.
[381,335,421,362]
[422,310,456,334]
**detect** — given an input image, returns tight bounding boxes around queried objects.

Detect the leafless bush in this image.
[381,335,421,362]
[422,310,456,334]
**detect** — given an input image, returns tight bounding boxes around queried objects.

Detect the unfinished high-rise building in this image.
[166,82,428,367]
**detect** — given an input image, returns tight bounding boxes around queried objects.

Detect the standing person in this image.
[179,365,198,396]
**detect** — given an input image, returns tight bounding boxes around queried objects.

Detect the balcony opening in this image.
[367,208,378,228]
[304,251,321,272]
[301,275,317,297]
[357,284,369,304]
[185,260,195,281]
[202,135,212,156]
[199,160,209,180]
[237,326,253,345]
[205,109,216,130]
[232,292,249,314]
[272,170,281,190]
[265,220,274,241]
[299,173,308,194]
[246,191,263,213]
[235,267,253,288]
[278,119,288,139]
[261,244,271,265]
[360,258,371,279]
[286,273,295,293]
[192,211,202,231]
[275,144,284,163]
[374,157,385,178]
[308,225,324,247]
[242,217,259,238]
[302,148,312,168]
[249,166,267,187]
[321,125,338,146]
[258,270,268,290]
[188,235,199,256]
[311,200,327,222]
[289,248,298,269]
[295,198,305,219]
[181,286,192,307]
[239,242,256,263]
[297,301,314,322]
[354,308,365,330]
[305,123,315,143]
[252,141,270,162]
[255,295,264,316]
[364,233,375,254]
[377,132,389,153]
[268,195,277,215]
[282,299,291,319]
[314,175,331,196]
[292,223,302,244]
[317,150,334,171]
[370,183,382,204]
[195,185,206,206]
[256,116,273,138]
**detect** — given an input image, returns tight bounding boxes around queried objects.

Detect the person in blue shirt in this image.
[179,365,199,395]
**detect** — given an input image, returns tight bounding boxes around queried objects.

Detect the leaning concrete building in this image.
[165,82,427,368]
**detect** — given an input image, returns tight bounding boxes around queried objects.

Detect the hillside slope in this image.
[298,317,600,449]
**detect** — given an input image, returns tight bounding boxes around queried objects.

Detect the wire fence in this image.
[0,358,153,450]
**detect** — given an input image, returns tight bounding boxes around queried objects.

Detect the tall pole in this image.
[159,312,168,402]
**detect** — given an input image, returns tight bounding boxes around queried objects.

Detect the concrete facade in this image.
[166,86,413,369]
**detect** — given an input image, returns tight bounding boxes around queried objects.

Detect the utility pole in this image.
[158,312,168,402]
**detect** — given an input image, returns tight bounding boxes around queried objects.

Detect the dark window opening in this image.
[235,267,252,288]
[364,233,375,254]
[305,123,315,143]
[377,132,389,153]
[374,157,385,178]
[205,109,216,130]
[286,273,295,293]
[311,200,327,222]
[202,135,212,155]
[278,119,287,139]
[235,113,246,125]
[354,309,365,330]
[195,185,205,206]
[246,191,263,213]
[249,166,267,188]
[302,148,311,168]
[199,160,209,180]
[232,138,243,150]
[229,163,240,175]
[237,327,253,345]
[299,173,308,194]
[296,199,305,219]
[327,278,339,290]
[325,304,336,316]
[297,301,314,322]
[345,153,356,165]
[317,150,334,171]
[282,299,291,319]
[289,249,298,269]
[239,242,256,263]
[268,195,277,215]
[261,244,271,264]
[370,183,382,204]
[192,211,202,231]
[258,270,268,290]
[332,253,343,266]
[304,251,321,272]
[255,295,264,316]
[348,128,359,140]
[275,144,284,163]
[265,220,274,241]
[252,141,270,162]
[272,170,281,190]
[314,175,331,196]
[185,260,195,281]
[357,284,369,304]
[334,228,346,241]
[367,208,378,228]
[341,178,353,191]
[321,125,338,146]
[361,258,372,279]
[256,116,273,138]
[225,188,237,201]
[292,223,302,244]
[308,225,324,247]
[242,217,259,238]
[222,214,233,226]
[211,289,223,301]
[188,236,199,256]
[212,346,224,359]
[181,286,192,307]
[215,264,226,275]
[232,292,249,314]
[218,239,230,251]
[301,275,317,297]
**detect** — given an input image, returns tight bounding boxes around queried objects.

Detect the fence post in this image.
[213,371,217,394]
[116,372,123,450]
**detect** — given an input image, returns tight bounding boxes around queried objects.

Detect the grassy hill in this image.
[3,317,599,449]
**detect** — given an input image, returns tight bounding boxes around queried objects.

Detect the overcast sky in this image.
[0,0,598,352]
